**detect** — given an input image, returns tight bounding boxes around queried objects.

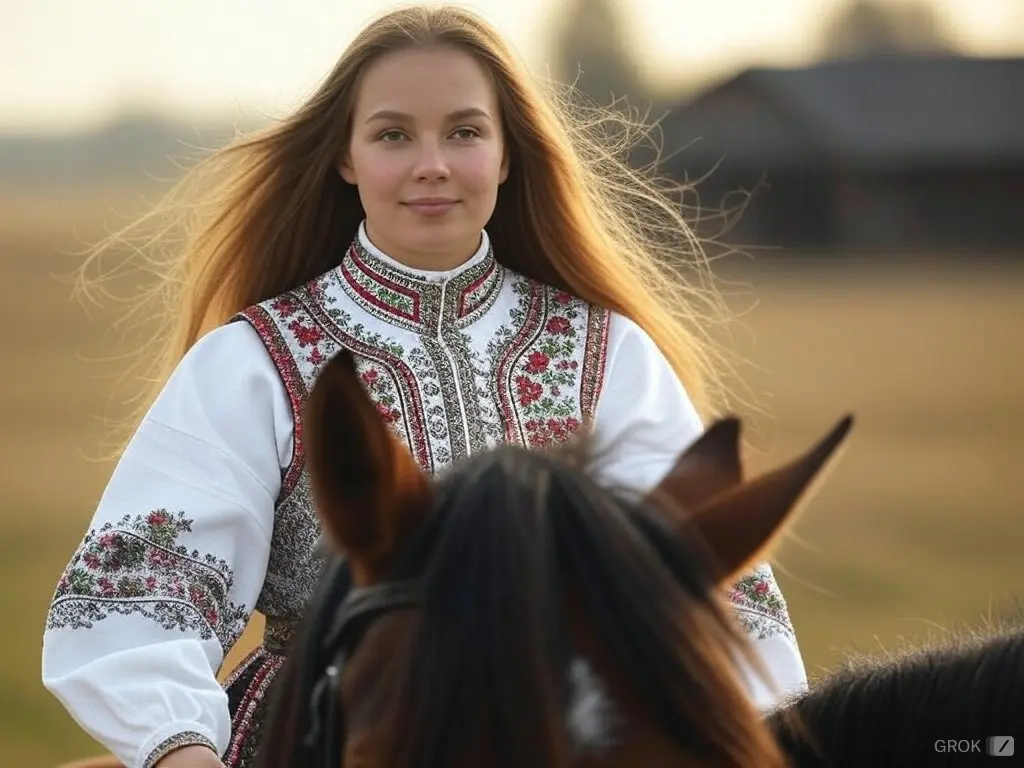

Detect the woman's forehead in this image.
[353,47,500,122]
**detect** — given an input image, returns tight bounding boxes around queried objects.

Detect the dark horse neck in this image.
[767,627,1024,766]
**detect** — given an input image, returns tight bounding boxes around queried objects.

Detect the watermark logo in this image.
[987,736,1014,757]
[933,738,1014,756]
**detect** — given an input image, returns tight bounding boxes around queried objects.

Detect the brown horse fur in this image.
[254,348,853,768]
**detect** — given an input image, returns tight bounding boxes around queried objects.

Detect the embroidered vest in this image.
[233,236,611,628]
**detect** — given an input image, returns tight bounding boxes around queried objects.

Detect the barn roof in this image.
[660,55,1024,173]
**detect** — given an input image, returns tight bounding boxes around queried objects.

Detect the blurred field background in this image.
[4,0,1024,765]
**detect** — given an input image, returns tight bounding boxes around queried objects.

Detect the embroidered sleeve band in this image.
[142,731,220,768]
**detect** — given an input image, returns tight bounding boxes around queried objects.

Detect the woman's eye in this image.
[452,128,480,140]
[379,130,405,142]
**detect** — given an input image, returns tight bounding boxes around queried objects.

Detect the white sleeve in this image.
[588,312,808,712]
[41,321,294,768]
[586,312,704,495]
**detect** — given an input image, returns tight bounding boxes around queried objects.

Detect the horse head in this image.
[266,348,852,768]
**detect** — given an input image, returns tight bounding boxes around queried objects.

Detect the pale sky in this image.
[2,0,1022,134]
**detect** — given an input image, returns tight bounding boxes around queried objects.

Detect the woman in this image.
[42,5,807,768]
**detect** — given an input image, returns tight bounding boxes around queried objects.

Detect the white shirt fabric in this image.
[42,223,807,767]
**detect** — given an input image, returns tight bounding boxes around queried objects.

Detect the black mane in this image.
[769,620,1024,766]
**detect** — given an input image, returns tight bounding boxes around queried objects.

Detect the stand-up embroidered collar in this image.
[338,222,502,334]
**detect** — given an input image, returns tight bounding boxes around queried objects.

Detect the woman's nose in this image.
[412,140,450,181]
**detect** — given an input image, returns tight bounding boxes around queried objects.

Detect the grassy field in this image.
[3,190,1023,765]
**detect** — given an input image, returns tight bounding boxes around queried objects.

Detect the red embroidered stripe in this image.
[234,305,307,498]
[343,246,421,322]
[457,267,497,317]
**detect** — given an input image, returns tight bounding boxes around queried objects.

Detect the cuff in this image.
[139,725,220,768]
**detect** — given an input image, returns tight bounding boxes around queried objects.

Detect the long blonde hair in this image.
[81,4,740,454]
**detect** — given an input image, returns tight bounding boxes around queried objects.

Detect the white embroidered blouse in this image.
[42,223,807,768]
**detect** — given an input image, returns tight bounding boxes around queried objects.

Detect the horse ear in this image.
[646,417,745,512]
[687,416,854,584]
[303,349,431,583]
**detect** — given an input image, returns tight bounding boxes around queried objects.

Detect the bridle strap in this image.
[323,579,422,652]
[304,577,423,768]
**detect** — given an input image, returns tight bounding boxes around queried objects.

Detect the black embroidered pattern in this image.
[47,510,249,650]
[142,731,219,768]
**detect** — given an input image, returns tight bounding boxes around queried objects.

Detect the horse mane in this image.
[257,439,786,768]
[769,616,1024,766]
[376,442,782,768]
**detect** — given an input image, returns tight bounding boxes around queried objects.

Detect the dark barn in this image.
[657,55,1024,255]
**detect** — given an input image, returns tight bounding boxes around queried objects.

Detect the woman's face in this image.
[341,45,509,270]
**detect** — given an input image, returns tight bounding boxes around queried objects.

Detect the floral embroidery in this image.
[287,318,324,348]
[360,365,403,424]
[270,296,299,318]
[727,563,796,642]
[523,417,582,447]
[47,510,248,650]
[490,278,609,448]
